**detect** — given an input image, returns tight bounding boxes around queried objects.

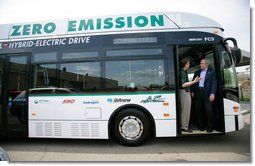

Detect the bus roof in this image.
[0,12,224,41]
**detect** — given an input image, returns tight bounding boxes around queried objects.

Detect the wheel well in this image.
[108,104,156,139]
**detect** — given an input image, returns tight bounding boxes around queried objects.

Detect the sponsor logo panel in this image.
[34,99,51,104]
[107,98,131,103]
[141,95,165,103]
[62,99,75,104]
[83,100,99,104]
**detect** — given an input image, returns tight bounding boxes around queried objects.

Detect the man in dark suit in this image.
[191,59,217,132]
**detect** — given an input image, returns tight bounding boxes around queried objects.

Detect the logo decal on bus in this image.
[107,98,131,103]
[34,99,51,104]
[62,99,75,104]
[141,95,165,103]
[7,14,165,39]
[83,100,99,104]
[6,36,91,49]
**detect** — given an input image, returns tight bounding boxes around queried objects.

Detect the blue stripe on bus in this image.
[29,91,175,97]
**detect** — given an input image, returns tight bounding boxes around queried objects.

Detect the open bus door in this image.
[176,44,226,135]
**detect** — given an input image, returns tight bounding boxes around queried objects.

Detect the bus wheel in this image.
[113,108,151,146]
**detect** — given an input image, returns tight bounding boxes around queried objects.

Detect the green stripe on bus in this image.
[29,91,175,97]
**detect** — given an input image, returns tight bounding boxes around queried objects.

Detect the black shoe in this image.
[182,128,193,133]
[199,127,205,131]
[207,129,213,133]
[187,128,193,133]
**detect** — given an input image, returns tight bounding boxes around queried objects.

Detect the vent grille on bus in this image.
[71,123,79,136]
[54,122,62,136]
[35,122,43,136]
[34,121,100,138]
[35,122,63,137]
[70,123,99,137]
[91,123,100,137]
[45,122,52,136]
[81,123,89,137]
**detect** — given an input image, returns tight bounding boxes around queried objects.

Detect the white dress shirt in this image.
[199,68,208,87]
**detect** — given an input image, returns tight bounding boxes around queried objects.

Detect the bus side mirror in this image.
[224,38,243,65]
[231,48,242,64]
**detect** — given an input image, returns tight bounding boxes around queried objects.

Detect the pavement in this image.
[241,101,251,115]
[5,151,250,161]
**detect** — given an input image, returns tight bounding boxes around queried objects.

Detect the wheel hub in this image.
[119,116,143,140]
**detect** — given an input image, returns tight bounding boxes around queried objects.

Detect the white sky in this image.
[0,0,251,52]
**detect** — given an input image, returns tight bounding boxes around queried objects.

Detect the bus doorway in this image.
[0,54,29,135]
[177,45,224,135]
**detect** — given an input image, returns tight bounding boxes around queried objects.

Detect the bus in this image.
[0,12,244,146]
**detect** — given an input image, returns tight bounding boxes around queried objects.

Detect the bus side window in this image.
[32,64,58,88]
[59,62,101,92]
[105,60,166,91]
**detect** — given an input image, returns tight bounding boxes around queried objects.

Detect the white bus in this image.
[0,12,244,146]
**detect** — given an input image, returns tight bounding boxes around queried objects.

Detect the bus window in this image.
[32,64,58,88]
[32,62,101,92]
[105,60,165,91]
[106,48,163,57]
[59,62,101,92]
[32,52,57,62]
[62,51,99,59]
[113,37,158,44]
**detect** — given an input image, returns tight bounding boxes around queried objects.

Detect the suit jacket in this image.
[191,68,217,98]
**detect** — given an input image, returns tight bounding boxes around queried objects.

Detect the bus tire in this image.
[113,108,151,146]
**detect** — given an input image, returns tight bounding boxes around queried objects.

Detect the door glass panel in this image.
[0,57,5,128]
[220,49,238,89]
[218,45,239,102]
[8,55,28,128]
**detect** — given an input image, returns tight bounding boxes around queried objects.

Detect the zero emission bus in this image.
[0,12,244,146]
